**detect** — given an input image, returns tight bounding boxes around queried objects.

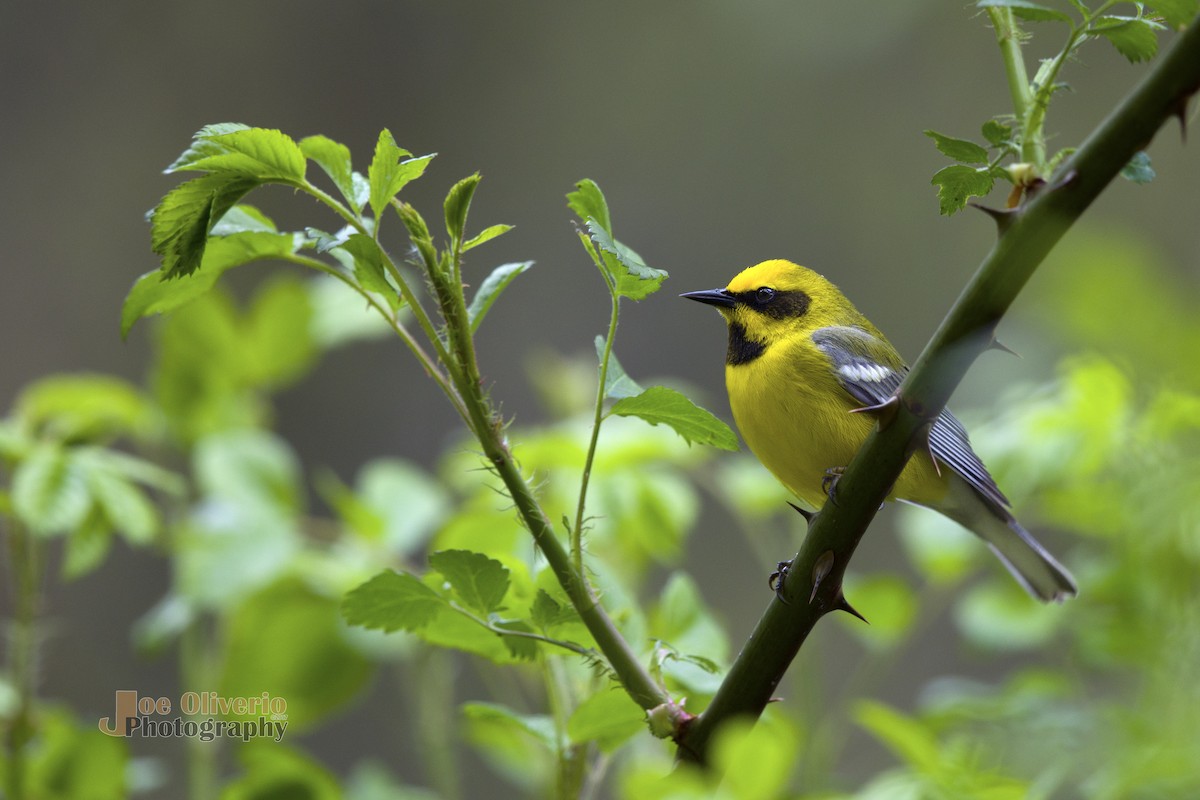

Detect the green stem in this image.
[410,648,461,800]
[676,12,1200,765]
[573,294,621,575]
[986,6,1049,168]
[180,617,217,800]
[4,519,39,800]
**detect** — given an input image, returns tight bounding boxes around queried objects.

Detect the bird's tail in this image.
[970,512,1077,603]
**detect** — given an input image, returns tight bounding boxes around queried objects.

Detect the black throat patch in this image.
[726,321,767,365]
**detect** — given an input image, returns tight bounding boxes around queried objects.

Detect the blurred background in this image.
[2,1,1198,797]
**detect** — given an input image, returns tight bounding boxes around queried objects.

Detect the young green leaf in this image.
[462,224,513,253]
[150,173,261,278]
[300,134,361,212]
[1093,16,1163,64]
[467,262,532,333]
[11,443,91,536]
[923,130,990,164]
[1121,150,1156,184]
[981,119,1013,147]
[168,127,306,182]
[210,204,278,234]
[16,374,152,441]
[336,233,401,310]
[595,338,644,400]
[81,460,159,545]
[342,570,447,632]
[395,202,438,269]
[931,164,995,215]
[530,589,580,630]
[166,123,251,171]
[854,700,940,773]
[123,230,304,336]
[428,549,511,615]
[609,386,739,450]
[567,179,612,235]
[567,689,646,752]
[975,0,1072,23]
[586,221,667,300]
[494,620,540,661]
[444,174,481,250]
[1144,0,1200,29]
[62,514,113,580]
[368,129,433,221]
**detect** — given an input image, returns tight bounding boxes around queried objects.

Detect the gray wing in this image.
[811,326,1011,513]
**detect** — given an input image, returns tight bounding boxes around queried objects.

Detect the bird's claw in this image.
[768,560,793,603]
[821,467,845,505]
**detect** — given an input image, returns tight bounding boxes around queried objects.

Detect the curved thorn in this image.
[968,201,1018,234]
[835,592,869,624]
[786,501,815,523]
[988,337,1022,358]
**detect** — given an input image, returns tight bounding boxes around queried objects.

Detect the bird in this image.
[682,259,1076,603]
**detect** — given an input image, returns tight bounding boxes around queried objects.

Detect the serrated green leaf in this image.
[168,127,306,182]
[1093,16,1163,63]
[462,224,513,252]
[445,174,481,250]
[567,689,646,752]
[567,179,612,235]
[124,230,303,335]
[931,164,995,215]
[342,570,446,632]
[300,134,359,211]
[1144,0,1199,29]
[1121,150,1156,184]
[210,204,277,234]
[586,220,667,300]
[12,443,91,536]
[494,620,540,660]
[428,549,510,615]
[976,0,1072,22]
[609,387,738,450]
[150,173,261,278]
[468,262,532,333]
[530,589,580,629]
[981,119,1014,147]
[165,123,251,171]
[337,233,400,310]
[596,338,644,401]
[368,129,433,221]
[923,130,990,164]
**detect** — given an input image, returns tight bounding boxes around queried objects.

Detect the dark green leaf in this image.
[1144,0,1199,29]
[595,338,644,400]
[462,223,513,252]
[609,386,739,450]
[149,173,260,278]
[428,549,510,615]
[567,689,646,752]
[468,262,532,332]
[343,570,446,632]
[923,130,990,164]
[368,129,433,220]
[586,220,667,300]
[1121,151,1156,184]
[931,164,995,215]
[981,119,1014,147]
[444,174,481,250]
[168,126,306,182]
[976,0,1072,22]
[1093,16,1163,63]
[123,230,303,336]
[300,134,359,211]
[567,179,612,235]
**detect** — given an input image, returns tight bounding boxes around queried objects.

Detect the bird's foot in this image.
[768,560,793,603]
[821,467,845,504]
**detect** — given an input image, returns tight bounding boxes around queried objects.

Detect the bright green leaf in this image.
[839,573,918,650]
[567,689,646,752]
[336,233,401,310]
[428,549,510,615]
[530,589,580,630]
[462,702,556,788]
[567,179,612,235]
[596,338,645,401]
[711,715,800,800]
[356,459,450,554]
[897,508,981,585]
[194,429,303,513]
[462,223,513,252]
[586,220,667,300]
[210,203,277,234]
[223,743,340,800]
[165,122,250,171]
[368,129,433,221]
[82,463,159,545]
[1144,0,1200,29]
[124,230,303,335]
[1121,150,1156,184]
[976,0,1072,23]
[61,514,113,580]
[12,443,90,536]
[342,570,446,633]
[924,130,990,164]
[149,173,260,278]
[982,119,1013,147]
[610,386,739,450]
[954,581,1063,650]
[16,374,152,441]
[495,620,540,661]
[444,173,481,249]
[300,134,359,211]
[855,700,940,772]
[241,276,316,388]
[1093,16,1163,63]
[468,262,532,333]
[168,127,306,182]
[931,164,995,215]
[306,274,394,349]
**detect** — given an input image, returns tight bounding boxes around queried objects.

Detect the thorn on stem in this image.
[988,337,1022,358]
[786,501,815,523]
[969,202,1018,235]
[810,550,835,604]
[835,591,869,624]
[848,395,900,428]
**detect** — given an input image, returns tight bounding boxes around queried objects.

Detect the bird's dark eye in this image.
[755,287,777,305]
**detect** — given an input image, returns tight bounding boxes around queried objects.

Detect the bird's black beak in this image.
[680,288,736,308]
